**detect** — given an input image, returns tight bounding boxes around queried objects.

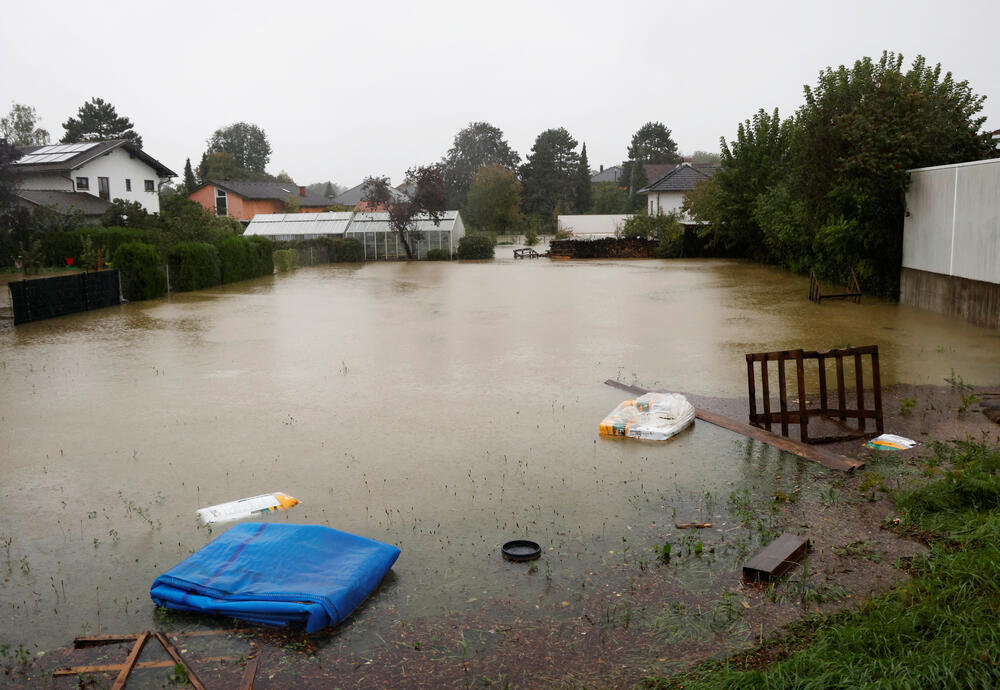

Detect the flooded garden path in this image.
[1,252,997,686]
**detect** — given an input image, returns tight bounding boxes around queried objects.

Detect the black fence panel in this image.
[8,270,121,325]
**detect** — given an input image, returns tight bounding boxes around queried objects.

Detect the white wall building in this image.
[637,163,717,220]
[901,158,1000,329]
[13,140,176,215]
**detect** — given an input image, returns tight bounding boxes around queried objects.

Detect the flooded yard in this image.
[1,252,997,685]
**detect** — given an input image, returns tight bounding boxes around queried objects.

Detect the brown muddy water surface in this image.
[1,252,997,684]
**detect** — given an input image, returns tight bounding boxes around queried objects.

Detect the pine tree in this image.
[575,143,591,213]
[183,158,197,193]
[61,98,143,148]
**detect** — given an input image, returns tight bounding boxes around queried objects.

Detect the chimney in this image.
[299,186,306,197]
[599,164,604,172]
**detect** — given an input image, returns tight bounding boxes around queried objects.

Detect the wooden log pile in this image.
[547,238,658,259]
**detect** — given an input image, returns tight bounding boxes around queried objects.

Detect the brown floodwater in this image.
[1,250,997,656]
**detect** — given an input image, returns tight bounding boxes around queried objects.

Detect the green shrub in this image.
[41,227,157,267]
[331,237,363,262]
[168,242,221,291]
[218,236,273,283]
[524,226,539,246]
[426,248,450,261]
[273,249,296,272]
[457,232,495,260]
[113,242,167,301]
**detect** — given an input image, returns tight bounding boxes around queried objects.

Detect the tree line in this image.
[685,52,996,297]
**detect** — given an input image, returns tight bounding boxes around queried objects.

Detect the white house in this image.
[556,214,633,239]
[637,163,717,220]
[12,139,176,215]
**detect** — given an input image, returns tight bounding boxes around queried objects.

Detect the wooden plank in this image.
[240,653,261,690]
[74,633,142,648]
[675,523,713,529]
[818,354,828,417]
[855,352,865,432]
[836,356,846,423]
[746,355,757,424]
[54,657,238,676]
[156,631,207,690]
[795,351,808,443]
[871,348,884,434]
[777,352,789,437]
[602,380,864,471]
[743,533,810,582]
[761,359,771,431]
[111,631,149,690]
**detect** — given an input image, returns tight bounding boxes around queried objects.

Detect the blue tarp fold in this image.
[150,523,400,632]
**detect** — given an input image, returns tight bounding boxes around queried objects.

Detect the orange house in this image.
[188,180,333,221]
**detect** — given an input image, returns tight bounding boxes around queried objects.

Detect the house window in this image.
[98,177,110,201]
[125,179,132,192]
[215,189,228,216]
[76,177,89,190]
[144,179,154,192]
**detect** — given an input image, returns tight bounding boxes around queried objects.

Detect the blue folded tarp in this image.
[150,523,400,633]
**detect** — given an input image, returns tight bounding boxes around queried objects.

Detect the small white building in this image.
[12,139,176,215]
[637,163,717,220]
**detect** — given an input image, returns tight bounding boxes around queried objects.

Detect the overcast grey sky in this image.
[3,0,998,188]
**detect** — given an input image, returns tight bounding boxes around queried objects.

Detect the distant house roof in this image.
[15,189,111,217]
[591,163,679,186]
[637,163,718,194]
[13,139,176,177]
[195,180,331,207]
[245,212,355,237]
[332,182,409,207]
[591,166,622,183]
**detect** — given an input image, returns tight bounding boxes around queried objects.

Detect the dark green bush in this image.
[331,237,363,262]
[168,242,221,291]
[218,236,273,283]
[113,242,167,301]
[457,232,495,260]
[426,248,450,261]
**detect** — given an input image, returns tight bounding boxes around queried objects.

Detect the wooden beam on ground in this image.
[603,379,864,472]
[240,653,261,690]
[111,631,149,690]
[743,533,810,582]
[53,657,239,676]
[156,631,207,690]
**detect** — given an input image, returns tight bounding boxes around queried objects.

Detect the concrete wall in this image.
[557,214,633,238]
[901,158,1000,329]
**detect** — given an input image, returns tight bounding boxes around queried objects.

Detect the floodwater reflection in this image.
[0,257,996,653]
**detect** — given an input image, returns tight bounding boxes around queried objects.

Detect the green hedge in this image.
[113,242,167,301]
[274,249,296,272]
[42,227,158,268]
[426,248,450,261]
[218,236,273,283]
[331,237,363,262]
[168,242,221,292]
[457,232,495,260]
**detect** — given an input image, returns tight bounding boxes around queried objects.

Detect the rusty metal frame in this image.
[747,345,883,444]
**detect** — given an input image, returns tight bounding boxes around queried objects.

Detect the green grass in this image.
[642,440,1000,689]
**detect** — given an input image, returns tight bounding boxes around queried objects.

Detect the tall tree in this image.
[627,122,683,164]
[520,127,582,223]
[441,122,520,208]
[61,97,142,148]
[363,165,447,259]
[590,181,629,214]
[1,103,50,146]
[204,122,271,173]
[182,158,197,193]
[685,108,792,260]
[622,121,682,208]
[465,165,524,234]
[575,143,592,213]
